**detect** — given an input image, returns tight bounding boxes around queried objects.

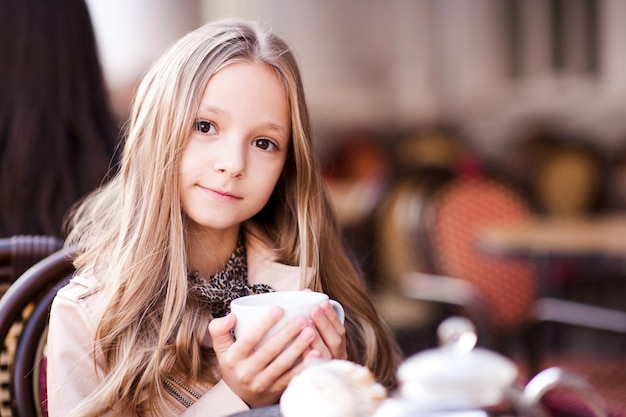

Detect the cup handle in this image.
[329,300,345,324]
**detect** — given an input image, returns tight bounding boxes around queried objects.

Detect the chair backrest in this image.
[0,246,76,417]
[534,146,604,217]
[426,176,537,337]
[0,236,64,296]
[376,167,456,288]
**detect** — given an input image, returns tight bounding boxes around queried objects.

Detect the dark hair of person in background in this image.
[0,0,120,237]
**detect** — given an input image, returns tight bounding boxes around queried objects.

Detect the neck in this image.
[187,225,240,277]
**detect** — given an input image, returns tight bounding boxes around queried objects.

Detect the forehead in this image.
[204,61,286,98]
[198,61,291,134]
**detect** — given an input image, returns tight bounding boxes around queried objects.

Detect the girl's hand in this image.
[209,308,316,407]
[307,301,348,360]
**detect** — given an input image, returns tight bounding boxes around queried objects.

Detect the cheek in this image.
[179,148,201,185]
[252,162,285,200]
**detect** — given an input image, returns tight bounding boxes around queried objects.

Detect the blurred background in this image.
[88,0,626,154]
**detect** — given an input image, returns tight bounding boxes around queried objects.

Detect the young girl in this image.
[47,18,401,417]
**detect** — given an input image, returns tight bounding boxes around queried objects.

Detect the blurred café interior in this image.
[6,0,626,414]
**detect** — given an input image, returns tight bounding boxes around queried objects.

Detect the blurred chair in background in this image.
[0,236,63,416]
[371,125,467,355]
[0,246,76,417]
[419,175,537,347]
[505,127,612,306]
[374,166,456,354]
[0,0,119,238]
[507,126,606,218]
[376,166,457,289]
[533,143,605,219]
[0,236,63,296]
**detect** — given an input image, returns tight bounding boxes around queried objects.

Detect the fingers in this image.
[216,312,318,408]
[253,315,311,368]
[321,301,344,330]
[251,325,316,390]
[234,306,285,356]
[309,301,347,360]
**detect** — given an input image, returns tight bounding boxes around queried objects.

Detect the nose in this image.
[213,138,245,178]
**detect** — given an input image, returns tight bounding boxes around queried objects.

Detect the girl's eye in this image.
[193,120,216,134]
[253,138,278,151]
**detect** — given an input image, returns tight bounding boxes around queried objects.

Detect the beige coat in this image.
[47,227,314,417]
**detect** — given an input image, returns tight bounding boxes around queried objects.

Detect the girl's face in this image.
[180,61,290,236]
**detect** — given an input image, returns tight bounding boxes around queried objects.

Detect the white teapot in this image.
[376,317,607,417]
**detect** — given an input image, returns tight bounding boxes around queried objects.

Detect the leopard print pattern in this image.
[188,234,274,318]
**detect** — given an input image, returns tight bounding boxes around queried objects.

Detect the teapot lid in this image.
[397,317,518,411]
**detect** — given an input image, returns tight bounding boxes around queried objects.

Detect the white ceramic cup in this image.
[230,291,345,348]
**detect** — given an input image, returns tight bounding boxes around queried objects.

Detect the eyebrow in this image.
[263,122,290,138]
[198,105,228,118]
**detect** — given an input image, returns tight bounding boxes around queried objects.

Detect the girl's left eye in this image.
[253,138,278,151]
[193,120,216,134]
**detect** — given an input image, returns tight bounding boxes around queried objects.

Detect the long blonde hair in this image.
[65,18,400,417]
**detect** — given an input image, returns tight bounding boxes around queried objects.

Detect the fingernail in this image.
[293,315,307,328]
[300,327,315,341]
[308,349,322,358]
[310,306,321,318]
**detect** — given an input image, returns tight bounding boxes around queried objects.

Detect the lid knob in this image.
[437,316,477,355]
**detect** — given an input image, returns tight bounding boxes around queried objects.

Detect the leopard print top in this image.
[187,234,274,318]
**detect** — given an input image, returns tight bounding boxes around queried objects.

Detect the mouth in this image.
[198,185,241,200]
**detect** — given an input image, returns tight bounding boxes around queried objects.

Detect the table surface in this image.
[477,214,626,258]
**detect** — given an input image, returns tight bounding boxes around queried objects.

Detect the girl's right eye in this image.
[193,120,216,134]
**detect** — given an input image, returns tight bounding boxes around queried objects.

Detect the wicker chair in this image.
[0,236,64,296]
[0,246,75,417]
[0,236,64,417]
